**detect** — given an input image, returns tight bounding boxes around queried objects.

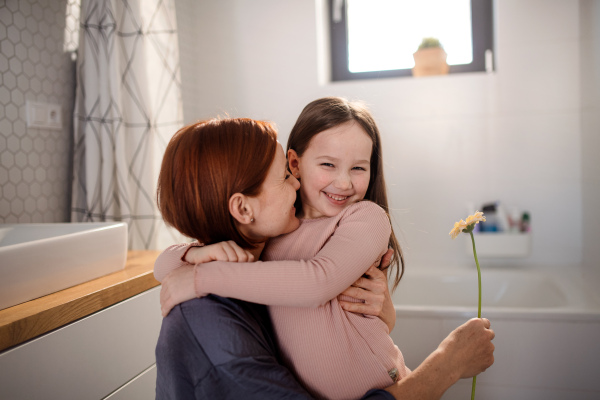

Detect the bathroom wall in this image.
[580,0,600,300]
[176,0,242,125]
[176,0,591,274]
[0,1,596,281]
[0,0,75,223]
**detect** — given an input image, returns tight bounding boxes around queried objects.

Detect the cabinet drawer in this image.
[105,364,157,400]
[0,287,161,400]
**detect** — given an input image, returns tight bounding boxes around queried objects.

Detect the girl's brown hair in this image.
[287,97,405,290]
[157,118,278,249]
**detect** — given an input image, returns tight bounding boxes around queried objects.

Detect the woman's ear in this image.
[229,193,254,225]
[288,149,300,178]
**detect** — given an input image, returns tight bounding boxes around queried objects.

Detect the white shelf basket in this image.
[465,233,531,258]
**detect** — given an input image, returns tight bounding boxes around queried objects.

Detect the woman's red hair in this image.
[157,118,278,248]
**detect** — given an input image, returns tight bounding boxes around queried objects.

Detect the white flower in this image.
[449,211,486,239]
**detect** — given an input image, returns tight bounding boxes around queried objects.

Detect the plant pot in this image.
[412,47,449,77]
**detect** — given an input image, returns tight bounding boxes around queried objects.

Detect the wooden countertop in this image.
[0,250,161,352]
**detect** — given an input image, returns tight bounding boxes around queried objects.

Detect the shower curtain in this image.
[71,0,185,249]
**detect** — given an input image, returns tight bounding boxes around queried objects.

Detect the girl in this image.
[156,97,409,399]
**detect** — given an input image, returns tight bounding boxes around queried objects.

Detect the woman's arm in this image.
[384,318,495,400]
[338,249,396,332]
[159,201,390,311]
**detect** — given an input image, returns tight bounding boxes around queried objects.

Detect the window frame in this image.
[329,0,495,82]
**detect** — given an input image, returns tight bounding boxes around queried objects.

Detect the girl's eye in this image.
[321,163,334,167]
[352,166,367,171]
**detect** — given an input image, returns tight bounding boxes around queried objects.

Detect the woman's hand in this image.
[338,249,396,332]
[159,265,197,317]
[384,318,495,400]
[439,318,495,379]
[185,240,254,264]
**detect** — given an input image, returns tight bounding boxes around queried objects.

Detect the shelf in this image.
[465,233,531,258]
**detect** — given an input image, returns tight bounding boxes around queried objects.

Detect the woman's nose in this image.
[290,174,300,190]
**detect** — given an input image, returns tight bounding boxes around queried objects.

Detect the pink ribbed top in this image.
[154,201,410,399]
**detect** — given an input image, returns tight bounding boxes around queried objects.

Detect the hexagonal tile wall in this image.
[0,0,76,223]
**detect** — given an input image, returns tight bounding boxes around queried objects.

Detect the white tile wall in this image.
[1,0,597,277]
[0,0,75,223]
[176,0,590,271]
[580,0,600,303]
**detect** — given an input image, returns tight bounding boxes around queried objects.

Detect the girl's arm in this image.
[161,201,391,309]
[154,243,198,282]
[153,241,254,282]
[157,247,398,332]
[158,248,397,327]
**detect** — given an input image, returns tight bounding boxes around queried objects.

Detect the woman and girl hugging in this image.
[153,96,495,400]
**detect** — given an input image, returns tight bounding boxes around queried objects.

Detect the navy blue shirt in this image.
[155,295,395,400]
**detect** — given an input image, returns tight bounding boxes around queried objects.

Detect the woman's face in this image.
[245,143,301,240]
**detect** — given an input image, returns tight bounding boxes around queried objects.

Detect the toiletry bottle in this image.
[496,203,510,232]
[508,208,521,233]
[481,203,498,232]
[520,212,531,233]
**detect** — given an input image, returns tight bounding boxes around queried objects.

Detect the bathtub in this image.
[390,267,600,400]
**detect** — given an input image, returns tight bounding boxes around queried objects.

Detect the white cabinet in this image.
[0,287,162,399]
[105,365,157,400]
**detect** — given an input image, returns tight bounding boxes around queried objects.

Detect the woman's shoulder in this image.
[179,296,277,360]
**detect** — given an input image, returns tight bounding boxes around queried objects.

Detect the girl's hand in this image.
[160,241,253,316]
[338,249,396,332]
[160,265,197,317]
[185,240,254,264]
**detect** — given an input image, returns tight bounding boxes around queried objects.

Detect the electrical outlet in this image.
[26,101,63,131]
[47,104,62,129]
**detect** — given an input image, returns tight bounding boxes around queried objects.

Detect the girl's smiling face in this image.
[288,121,372,219]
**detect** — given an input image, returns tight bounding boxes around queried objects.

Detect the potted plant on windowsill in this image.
[412,37,449,77]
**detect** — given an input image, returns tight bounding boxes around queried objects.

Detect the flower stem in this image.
[469,231,481,400]
[470,231,482,319]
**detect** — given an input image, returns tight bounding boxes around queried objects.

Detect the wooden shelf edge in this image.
[0,250,160,352]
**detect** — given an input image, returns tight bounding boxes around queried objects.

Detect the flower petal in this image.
[465,211,486,225]
[449,219,468,239]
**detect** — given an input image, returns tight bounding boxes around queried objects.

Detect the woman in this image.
[155,117,494,399]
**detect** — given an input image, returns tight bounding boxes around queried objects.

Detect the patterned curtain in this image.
[71,0,185,249]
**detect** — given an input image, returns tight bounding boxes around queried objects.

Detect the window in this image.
[329,0,494,81]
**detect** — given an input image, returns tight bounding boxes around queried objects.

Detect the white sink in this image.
[0,222,128,310]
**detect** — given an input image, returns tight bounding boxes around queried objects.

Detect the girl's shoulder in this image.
[294,201,389,231]
[341,200,388,217]
[337,200,390,227]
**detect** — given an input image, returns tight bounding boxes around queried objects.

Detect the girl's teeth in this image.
[327,193,347,201]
